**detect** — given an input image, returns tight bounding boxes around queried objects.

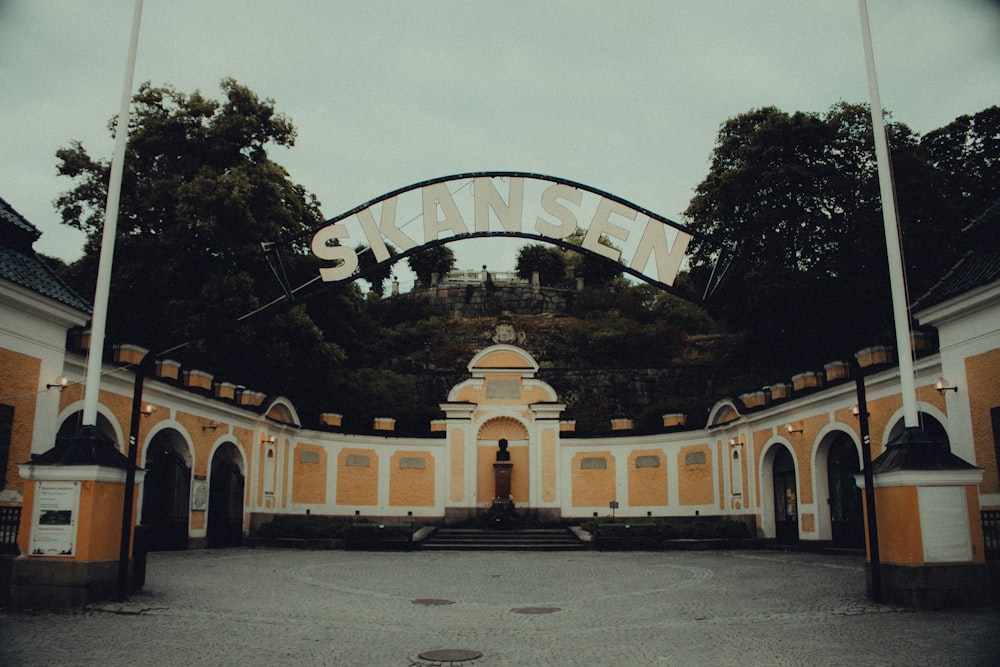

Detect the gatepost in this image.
[9,426,144,609]
[856,427,989,608]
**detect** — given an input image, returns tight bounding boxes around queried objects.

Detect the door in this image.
[141,442,191,551]
[207,457,245,548]
[772,447,798,544]
[827,436,864,548]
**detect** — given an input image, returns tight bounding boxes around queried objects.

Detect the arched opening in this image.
[887,412,950,449]
[476,417,529,504]
[826,433,864,548]
[772,446,799,545]
[141,430,191,551]
[56,411,118,449]
[207,442,245,548]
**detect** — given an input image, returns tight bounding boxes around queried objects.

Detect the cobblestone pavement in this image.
[2,548,998,666]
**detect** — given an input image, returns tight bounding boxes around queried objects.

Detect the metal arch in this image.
[257,171,734,308]
[277,171,699,246]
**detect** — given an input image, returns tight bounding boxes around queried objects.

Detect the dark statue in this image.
[496,438,510,461]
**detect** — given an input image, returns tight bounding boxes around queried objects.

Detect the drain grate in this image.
[510,606,561,614]
[417,648,483,662]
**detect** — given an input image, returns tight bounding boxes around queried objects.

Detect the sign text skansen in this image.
[311,176,691,287]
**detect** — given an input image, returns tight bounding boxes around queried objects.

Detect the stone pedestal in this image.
[493,462,512,501]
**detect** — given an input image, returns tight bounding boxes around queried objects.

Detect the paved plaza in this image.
[1,547,998,666]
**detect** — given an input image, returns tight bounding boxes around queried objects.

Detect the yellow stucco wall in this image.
[627,449,667,507]
[233,426,254,505]
[678,445,713,506]
[449,429,465,502]
[19,479,139,561]
[730,445,747,510]
[752,428,771,508]
[0,349,39,497]
[281,440,290,509]
[870,485,922,564]
[292,444,328,504]
[389,451,435,507]
[966,348,1000,497]
[541,430,557,503]
[336,448,378,506]
[571,451,616,507]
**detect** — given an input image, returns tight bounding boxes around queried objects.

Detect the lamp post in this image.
[851,357,882,602]
[116,349,156,600]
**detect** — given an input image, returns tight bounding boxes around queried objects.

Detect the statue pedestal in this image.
[493,462,512,501]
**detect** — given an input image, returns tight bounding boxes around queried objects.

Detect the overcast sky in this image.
[2,1,998,288]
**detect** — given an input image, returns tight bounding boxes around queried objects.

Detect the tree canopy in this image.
[406,244,456,285]
[515,244,566,286]
[51,83,998,433]
[55,79,343,411]
[683,102,986,375]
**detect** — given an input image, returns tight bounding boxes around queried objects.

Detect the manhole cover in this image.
[413,598,456,606]
[511,606,561,614]
[417,648,483,662]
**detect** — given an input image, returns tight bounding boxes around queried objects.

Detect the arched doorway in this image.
[826,433,863,548]
[207,443,245,548]
[141,430,191,551]
[772,446,798,544]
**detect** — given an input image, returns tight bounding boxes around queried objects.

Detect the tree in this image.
[515,243,566,286]
[920,106,1000,232]
[356,243,397,297]
[683,102,962,374]
[55,79,345,414]
[559,228,623,287]
[406,244,456,286]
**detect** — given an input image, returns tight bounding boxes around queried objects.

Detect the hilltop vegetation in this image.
[49,78,998,435]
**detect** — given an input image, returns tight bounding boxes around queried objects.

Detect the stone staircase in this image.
[419,527,587,551]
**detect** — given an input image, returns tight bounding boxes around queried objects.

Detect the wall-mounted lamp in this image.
[728,438,741,447]
[203,421,220,431]
[935,378,958,395]
[46,375,69,391]
[141,403,156,417]
[784,423,803,435]
[262,435,277,444]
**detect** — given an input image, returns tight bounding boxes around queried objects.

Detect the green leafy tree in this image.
[406,244,456,286]
[515,243,566,286]
[55,79,345,414]
[920,106,1000,232]
[558,229,623,287]
[683,102,962,374]
[356,243,397,297]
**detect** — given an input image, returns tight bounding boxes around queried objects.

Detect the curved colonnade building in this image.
[2,194,999,555]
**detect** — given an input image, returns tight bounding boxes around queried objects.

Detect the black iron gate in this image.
[141,446,191,551]
[207,460,244,548]
[983,510,1000,560]
[0,505,20,554]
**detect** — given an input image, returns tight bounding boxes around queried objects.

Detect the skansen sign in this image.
[309,172,697,293]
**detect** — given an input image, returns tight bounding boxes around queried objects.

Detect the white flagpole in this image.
[858,0,919,428]
[81,0,144,426]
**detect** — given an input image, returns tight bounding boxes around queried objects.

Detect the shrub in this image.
[253,515,354,539]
